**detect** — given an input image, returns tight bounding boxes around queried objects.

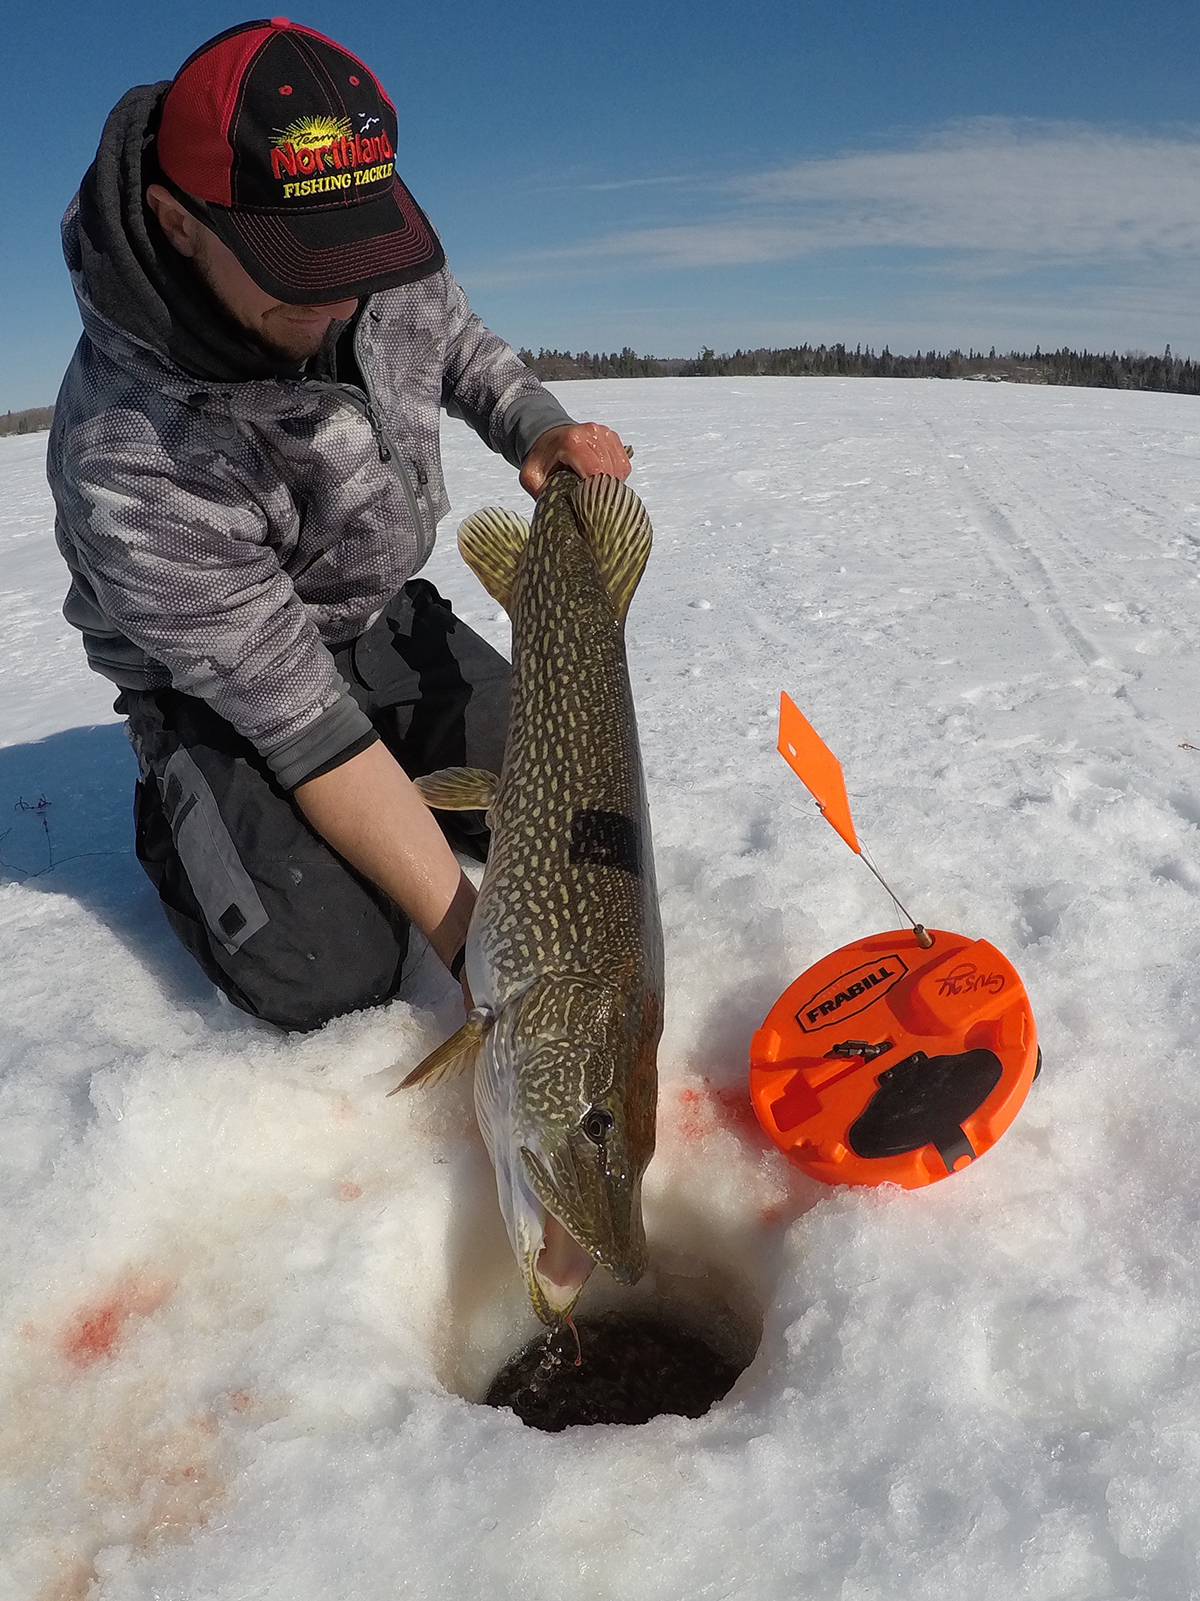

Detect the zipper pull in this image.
[364,401,391,463]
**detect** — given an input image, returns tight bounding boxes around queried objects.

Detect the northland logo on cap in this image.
[156,18,444,300]
[269,113,395,200]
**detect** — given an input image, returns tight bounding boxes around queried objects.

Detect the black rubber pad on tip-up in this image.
[848,1047,1004,1171]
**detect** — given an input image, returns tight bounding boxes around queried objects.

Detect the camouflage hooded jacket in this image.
[46,85,572,791]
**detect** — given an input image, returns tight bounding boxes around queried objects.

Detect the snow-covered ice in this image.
[2,377,1200,1599]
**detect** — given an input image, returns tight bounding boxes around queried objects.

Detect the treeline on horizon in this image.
[0,406,54,437]
[5,342,1199,435]
[518,344,1200,394]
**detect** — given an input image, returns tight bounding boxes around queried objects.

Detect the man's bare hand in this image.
[519,422,631,497]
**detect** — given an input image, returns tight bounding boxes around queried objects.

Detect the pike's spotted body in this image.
[478,470,655,1005]
[398,468,663,1323]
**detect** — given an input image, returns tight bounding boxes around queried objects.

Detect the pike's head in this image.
[475,975,660,1325]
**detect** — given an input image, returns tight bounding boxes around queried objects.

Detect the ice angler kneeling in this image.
[48,17,632,1031]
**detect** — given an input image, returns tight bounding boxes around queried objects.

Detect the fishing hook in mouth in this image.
[563,1312,582,1367]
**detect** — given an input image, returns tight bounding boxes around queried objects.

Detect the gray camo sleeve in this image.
[60,420,373,789]
[438,272,575,467]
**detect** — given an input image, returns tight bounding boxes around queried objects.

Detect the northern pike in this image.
[392,468,662,1324]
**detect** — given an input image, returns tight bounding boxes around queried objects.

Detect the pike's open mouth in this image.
[534,1212,596,1313]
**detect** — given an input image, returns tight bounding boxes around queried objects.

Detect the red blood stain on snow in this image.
[713,1083,768,1142]
[64,1303,121,1365]
[229,1389,253,1413]
[29,1403,226,1595]
[59,1275,173,1368]
[337,1180,363,1201]
[677,1087,707,1142]
[122,1415,225,1548]
[676,1080,769,1146]
[37,1557,97,1601]
[28,1276,229,1593]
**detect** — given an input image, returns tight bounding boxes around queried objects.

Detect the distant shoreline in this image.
[519,344,1200,395]
[0,406,54,438]
[6,340,1197,435]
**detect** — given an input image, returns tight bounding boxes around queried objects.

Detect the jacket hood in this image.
[72,83,321,386]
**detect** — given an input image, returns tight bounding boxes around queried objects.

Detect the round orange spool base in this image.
[749,928,1038,1188]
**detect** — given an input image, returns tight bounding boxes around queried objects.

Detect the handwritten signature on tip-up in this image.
[936,963,1006,999]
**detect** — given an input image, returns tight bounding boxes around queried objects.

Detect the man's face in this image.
[145,184,358,363]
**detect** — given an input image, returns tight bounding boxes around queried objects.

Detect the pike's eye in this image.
[582,1108,614,1144]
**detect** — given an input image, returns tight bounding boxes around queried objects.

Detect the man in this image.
[47,18,630,1030]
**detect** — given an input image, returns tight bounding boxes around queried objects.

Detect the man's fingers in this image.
[519,422,631,497]
[518,458,547,496]
[574,423,630,477]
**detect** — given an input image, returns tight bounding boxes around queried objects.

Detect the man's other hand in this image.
[519,422,631,497]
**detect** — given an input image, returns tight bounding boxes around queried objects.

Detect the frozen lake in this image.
[3,376,1199,1599]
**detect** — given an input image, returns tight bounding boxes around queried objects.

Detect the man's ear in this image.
[145,183,201,258]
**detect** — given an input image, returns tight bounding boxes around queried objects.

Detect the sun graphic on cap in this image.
[273,114,352,150]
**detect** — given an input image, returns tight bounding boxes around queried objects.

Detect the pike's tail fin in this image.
[458,474,652,624]
[569,475,653,626]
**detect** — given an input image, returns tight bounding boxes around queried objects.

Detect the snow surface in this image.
[3,377,1200,1599]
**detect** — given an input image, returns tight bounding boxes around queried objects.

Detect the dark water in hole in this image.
[484,1311,746,1431]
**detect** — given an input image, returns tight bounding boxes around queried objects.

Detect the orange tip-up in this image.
[777,691,861,855]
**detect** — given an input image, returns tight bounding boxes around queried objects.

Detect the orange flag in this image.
[777,691,861,854]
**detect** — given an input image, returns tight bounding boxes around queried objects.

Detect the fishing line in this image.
[860,844,932,947]
[564,1313,583,1367]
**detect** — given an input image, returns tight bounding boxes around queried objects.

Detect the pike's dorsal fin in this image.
[457,507,531,614]
[389,1008,493,1092]
[414,767,499,812]
[570,474,653,625]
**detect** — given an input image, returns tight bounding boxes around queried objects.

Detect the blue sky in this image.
[4,0,1200,408]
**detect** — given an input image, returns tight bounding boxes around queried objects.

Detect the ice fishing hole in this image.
[484,1309,747,1430]
[435,1114,770,1425]
[479,1235,764,1431]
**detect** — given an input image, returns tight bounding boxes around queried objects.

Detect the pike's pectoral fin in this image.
[457,506,531,614]
[570,474,653,625]
[389,1008,493,1092]
[413,767,499,813]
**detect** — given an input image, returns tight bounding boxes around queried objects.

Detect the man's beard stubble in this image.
[189,244,338,367]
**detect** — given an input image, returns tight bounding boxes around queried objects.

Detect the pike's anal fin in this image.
[413,767,500,813]
[570,474,653,625]
[389,1007,493,1093]
[457,507,530,614]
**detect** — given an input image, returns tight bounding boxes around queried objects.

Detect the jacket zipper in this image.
[307,320,431,562]
[353,312,434,565]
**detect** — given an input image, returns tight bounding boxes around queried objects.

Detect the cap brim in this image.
[200,177,445,303]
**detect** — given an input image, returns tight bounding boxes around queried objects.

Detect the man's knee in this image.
[127,693,410,1032]
[212,863,410,1031]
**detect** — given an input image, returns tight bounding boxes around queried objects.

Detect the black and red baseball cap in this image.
[154,18,444,303]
